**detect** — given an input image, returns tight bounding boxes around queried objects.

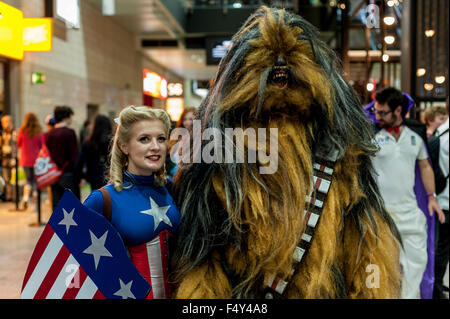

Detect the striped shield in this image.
[21,190,151,299]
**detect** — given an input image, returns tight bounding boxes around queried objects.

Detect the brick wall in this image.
[9,0,182,134]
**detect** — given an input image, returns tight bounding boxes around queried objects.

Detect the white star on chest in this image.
[83,230,113,270]
[58,208,77,234]
[139,196,172,231]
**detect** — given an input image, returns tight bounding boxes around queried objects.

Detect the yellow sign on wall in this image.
[23,18,52,51]
[0,1,24,60]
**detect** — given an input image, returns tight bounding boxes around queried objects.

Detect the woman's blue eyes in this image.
[139,136,166,143]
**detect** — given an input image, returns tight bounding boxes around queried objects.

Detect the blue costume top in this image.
[83,171,181,246]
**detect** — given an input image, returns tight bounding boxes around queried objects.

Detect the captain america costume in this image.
[83,171,181,299]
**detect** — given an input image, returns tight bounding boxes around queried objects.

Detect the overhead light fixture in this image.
[382,54,390,62]
[384,36,395,45]
[416,68,426,77]
[387,0,395,7]
[102,0,115,16]
[366,83,375,92]
[424,83,434,91]
[425,29,435,37]
[232,1,242,8]
[435,76,446,84]
[383,16,395,25]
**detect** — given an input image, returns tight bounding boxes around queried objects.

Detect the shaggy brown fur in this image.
[171,6,402,299]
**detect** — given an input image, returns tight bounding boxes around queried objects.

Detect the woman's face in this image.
[182,112,194,129]
[429,114,448,131]
[120,119,168,176]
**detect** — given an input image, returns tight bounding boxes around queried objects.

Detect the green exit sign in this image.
[31,72,46,84]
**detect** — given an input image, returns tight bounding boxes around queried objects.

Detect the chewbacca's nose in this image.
[275,56,286,66]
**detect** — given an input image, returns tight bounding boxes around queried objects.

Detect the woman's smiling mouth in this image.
[147,155,161,162]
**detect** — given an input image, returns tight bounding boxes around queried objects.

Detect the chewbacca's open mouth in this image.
[269,67,289,88]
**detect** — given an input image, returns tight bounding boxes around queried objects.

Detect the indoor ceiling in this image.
[85,0,218,80]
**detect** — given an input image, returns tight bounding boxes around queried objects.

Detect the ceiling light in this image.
[382,54,389,62]
[425,29,435,37]
[435,76,446,84]
[416,68,426,77]
[387,0,395,7]
[102,0,115,15]
[424,83,434,91]
[383,16,395,25]
[384,36,395,45]
[232,2,242,8]
[366,83,375,92]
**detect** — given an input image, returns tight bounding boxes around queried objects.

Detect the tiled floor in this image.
[0,195,448,299]
[0,199,53,299]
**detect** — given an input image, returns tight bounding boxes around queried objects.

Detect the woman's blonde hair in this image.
[110,105,171,191]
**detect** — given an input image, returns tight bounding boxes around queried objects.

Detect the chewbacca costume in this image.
[171,6,402,299]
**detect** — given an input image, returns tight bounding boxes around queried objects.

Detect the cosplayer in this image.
[84,106,181,298]
[365,90,445,299]
[170,7,402,298]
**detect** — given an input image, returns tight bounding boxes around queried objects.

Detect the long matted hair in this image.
[171,6,401,298]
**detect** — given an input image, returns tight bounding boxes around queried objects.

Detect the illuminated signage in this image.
[167,82,183,97]
[0,1,24,60]
[0,2,53,60]
[143,69,168,99]
[166,98,184,122]
[23,18,52,51]
[31,72,46,84]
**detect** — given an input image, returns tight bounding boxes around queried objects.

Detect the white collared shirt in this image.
[372,126,428,212]
[436,118,449,210]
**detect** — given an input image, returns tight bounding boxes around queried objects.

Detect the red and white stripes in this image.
[21,226,104,299]
[127,230,171,299]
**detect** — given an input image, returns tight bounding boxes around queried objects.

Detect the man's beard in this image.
[380,114,397,128]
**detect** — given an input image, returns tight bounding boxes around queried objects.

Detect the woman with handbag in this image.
[17,112,44,210]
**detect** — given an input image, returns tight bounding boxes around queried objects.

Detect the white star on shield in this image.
[58,208,78,234]
[113,279,136,299]
[83,230,113,270]
[140,197,172,231]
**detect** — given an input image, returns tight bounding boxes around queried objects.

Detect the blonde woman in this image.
[83,106,181,299]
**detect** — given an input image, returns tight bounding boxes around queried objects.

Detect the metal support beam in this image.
[340,0,350,82]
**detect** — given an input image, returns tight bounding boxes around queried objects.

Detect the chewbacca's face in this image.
[217,8,334,121]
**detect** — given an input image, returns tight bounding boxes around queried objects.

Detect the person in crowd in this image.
[167,107,196,177]
[45,114,56,132]
[75,115,112,191]
[17,112,44,210]
[43,114,56,206]
[371,87,445,299]
[45,105,79,210]
[79,119,92,145]
[423,106,448,137]
[0,115,17,202]
[433,100,449,299]
[83,106,180,298]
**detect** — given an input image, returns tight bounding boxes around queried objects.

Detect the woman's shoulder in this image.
[83,184,115,214]
[83,189,104,214]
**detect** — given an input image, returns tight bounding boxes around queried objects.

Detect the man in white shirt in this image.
[433,101,449,299]
[371,88,445,299]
